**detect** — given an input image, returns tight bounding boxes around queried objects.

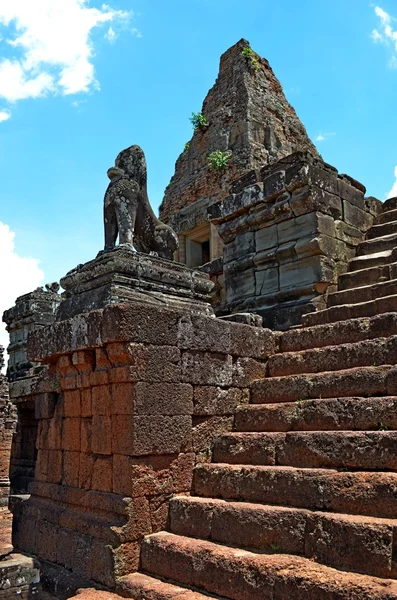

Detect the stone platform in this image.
[58,247,214,321]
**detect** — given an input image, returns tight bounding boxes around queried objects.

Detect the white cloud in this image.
[315,132,336,142]
[105,26,116,43]
[387,165,397,199]
[372,6,397,66]
[0,222,44,359]
[0,108,10,121]
[0,0,133,111]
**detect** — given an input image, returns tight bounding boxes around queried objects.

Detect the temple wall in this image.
[12,302,275,588]
[209,152,383,329]
[0,347,15,505]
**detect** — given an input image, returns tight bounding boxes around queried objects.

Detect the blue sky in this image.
[0,0,397,347]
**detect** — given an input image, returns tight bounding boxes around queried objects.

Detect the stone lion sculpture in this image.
[104,145,179,260]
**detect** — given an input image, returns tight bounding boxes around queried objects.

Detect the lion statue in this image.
[103,145,179,260]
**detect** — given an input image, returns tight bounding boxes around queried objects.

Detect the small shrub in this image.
[207,150,232,171]
[184,142,190,152]
[190,112,208,130]
[241,46,260,72]
[241,46,254,59]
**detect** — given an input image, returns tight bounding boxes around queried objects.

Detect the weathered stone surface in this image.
[160,39,319,222]
[2,287,61,381]
[58,247,214,321]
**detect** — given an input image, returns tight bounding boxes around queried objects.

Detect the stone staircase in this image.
[116,198,397,599]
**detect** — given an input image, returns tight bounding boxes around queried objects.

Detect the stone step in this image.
[117,572,219,599]
[302,293,397,326]
[193,463,397,518]
[338,262,397,291]
[234,397,397,432]
[212,431,397,470]
[328,278,397,308]
[357,233,397,257]
[141,532,397,599]
[348,250,393,272]
[169,496,397,579]
[268,336,397,377]
[280,313,397,353]
[376,208,397,225]
[367,220,397,239]
[251,365,395,404]
[383,197,397,213]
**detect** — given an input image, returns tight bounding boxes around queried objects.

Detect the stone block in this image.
[275,241,298,264]
[112,454,132,495]
[224,266,255,305]
[279,256,335,291]
[34,392,58,420]
[334,220,364,246]
[63,451,80,488]
[343,201,373,231]
[81,418,92,453]
[133,382,193,415]
[263,170,285,200]
[277,213,315,245]
[111,414,191,456]
[47,450,62,484]
[92,385,112,416]
[193,387,250,415]
[92,456,113,492]
[224,231,255,264]
[256,266,279,296]
[290,186,342,219]
[308,165,339,195]
[255,224,278,252]
[130,453,195,497]
[79,452,95,489]
[61,418,81,452]
[91,415,112,455]
[26,304,175,363]
[72,350,95,376]
[125,344,181,384]
[177,314,232,354]
[229,322,276,359]
[81,388,92,418]
[285,162,310,192]
[337,178,365,209]
[64,390,81,418]
[181,352,233,386]
[111,382,136,414]
[192,415,234,454]
[232,357,265,387]
[37,521,58,563]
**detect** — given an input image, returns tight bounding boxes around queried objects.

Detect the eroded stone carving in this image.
[104,145,179,260]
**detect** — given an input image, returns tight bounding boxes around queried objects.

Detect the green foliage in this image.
[207,150,232,171]
[190,112,208,130]
[184,142,190,152]
[241,46,254,58]
[270,544,280,553]
[371,422,390,431]
[241,46,260,72]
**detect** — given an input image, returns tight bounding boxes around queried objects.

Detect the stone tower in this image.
[160,38,320,221]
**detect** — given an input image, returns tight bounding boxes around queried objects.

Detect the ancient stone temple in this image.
[2,39,397,600]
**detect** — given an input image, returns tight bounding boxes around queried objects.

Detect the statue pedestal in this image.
[58,246,214,320]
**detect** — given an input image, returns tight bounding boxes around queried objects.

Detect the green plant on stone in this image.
[207,150,232,171]
[241,46,260,72]
[371,422,389,431]
[184,142,190,152]
[189,112,209,130]
[270,544,280,553]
